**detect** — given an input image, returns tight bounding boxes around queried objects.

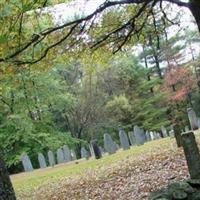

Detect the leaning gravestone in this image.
[133,125,146,145]
[104,133,116,154]
[48,150,55,167]
[182,131,200,179]
[38,153,47,168]
[187,107,198,130]
[161,126,168,137]
[119,129,130,150]
[128,131,136,146]
[21,153,33,172]
[89,143,95,157]
[90,140,102,159]
[56,148,65,164]
[63,145,71,162]
[71,149,77,161]
[81,147,88,159]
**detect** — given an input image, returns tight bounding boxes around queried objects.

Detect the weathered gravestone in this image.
[63,145,71,162]
[56,148,65,164]
[161,126,168,137]
[181,131,200,179]
[21,153,33,172]
[128,131,136,146]
[145,131,151,141]
[81,147,88,159]
[119,129,130,150]
[104,133,116,154]
[133,125,146,145]
[38,153,47,168]
[71,149,77,161]
[48,150,55,167]
[89,143,95,157]
[149,131,155,140]
[187,107,198,130]
[90,140,102,159]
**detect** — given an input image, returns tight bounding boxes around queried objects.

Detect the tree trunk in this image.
[189,0,200,33]
[0,151,16,200]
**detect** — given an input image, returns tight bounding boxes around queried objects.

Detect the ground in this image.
[12,137,195,200]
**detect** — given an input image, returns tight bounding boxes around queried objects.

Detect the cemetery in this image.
[1,0,200,200]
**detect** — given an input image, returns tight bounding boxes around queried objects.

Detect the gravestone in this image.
[169,129,174,137]
[145,131,151,141]
[104,133,116,154]
[38,153,47,168]
[81,147,88,159]
[161,126,168,137]
[63,145,71,162]
[99,146,105,155]
[21,153,33,172]
[56,148,65,164]
[71,149,77,161]
[128,131,136,146]
[90,140,102,159]
[187,107,198,130]
[149,131,155,140]
[48,150,55,167]
[181,131,200,179]
[119,129,130,150]
[133,125,146,145]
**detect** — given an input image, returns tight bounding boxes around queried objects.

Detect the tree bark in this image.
[0,151,16,200]
[189,0,200,33]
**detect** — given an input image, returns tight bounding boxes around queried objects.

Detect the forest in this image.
[1,0,200,199]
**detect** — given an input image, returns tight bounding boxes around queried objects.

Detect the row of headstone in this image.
[21,145,77,172]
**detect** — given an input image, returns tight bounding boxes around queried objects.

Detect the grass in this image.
[11,137,174,196]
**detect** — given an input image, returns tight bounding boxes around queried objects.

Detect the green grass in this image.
[11,138,173,195]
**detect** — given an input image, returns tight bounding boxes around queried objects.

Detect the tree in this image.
[0,0,199,65]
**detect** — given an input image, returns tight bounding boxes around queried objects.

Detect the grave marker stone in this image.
[38,153,47,168]
[63,145,71,162]
[90,140,102,159]
[161,126,168,137]
[128,131,136,146]
[119,129,130,150]
[145,131,151,141]
[71,149,77,160]
[104,133,116,154]
[181,131,200,179]
[48,150,55,167]
[21,153,33,172]
[56,148,65,164]
[187,107,198,130]
[133,125,146,145]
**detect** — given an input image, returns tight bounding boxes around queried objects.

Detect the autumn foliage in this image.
[162,66,197,104]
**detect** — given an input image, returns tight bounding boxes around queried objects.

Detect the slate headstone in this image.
[119,129,130,150]
[128,131,136,146]
[90,140,102,159]
[21,153,33,172]
[63,145,71,162]
[104,133,116,154]
[48,150,55,167]
[149,131,155,140]
[133,125,146,145]
[161,126,168,137]
[38,153,47,168]
[182,131,200,179]
[187,107,198,130]
[56,148,65,164]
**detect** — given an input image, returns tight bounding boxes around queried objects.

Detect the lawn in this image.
[11,137,192,200]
